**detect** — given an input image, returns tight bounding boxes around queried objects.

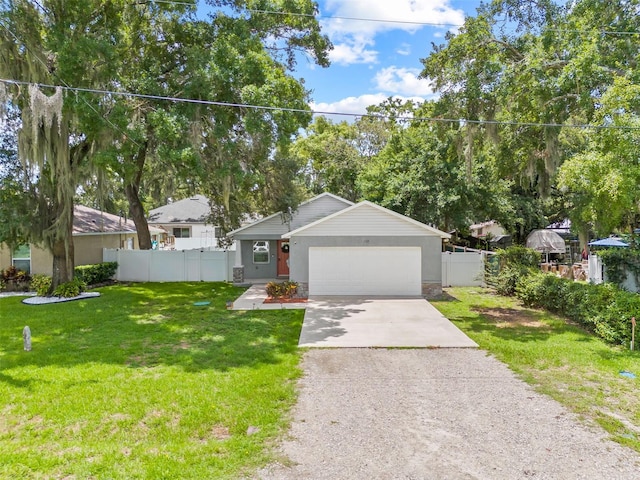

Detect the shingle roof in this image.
[147,195,211,224]
[228,192,352,237]
[73,205,137,234]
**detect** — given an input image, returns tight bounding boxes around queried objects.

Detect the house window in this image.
[214,226,222,238]
[12,245,31,274]
[253,241,270,264]
[173,227,190,238]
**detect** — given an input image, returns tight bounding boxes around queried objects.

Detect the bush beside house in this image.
[515,273,636,345]
[265,280,299,299]
[0,266,31,292]
[10,261,118,297]
[74,262,118,285]
[488,246,637,346]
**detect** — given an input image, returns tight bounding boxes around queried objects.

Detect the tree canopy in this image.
[2,0,640,283]
[0,0,331,287]
[292,0,640,245]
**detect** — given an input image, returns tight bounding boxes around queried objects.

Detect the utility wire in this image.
[2,77,640,131]
[0,18,143,148]
[147,0,640,36]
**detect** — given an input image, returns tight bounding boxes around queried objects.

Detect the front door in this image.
[277,240,290,277]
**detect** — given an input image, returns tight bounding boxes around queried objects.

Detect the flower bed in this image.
[263,296,307,304]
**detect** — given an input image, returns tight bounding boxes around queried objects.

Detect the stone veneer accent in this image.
[295,282,309,298]
[232,266,245,284]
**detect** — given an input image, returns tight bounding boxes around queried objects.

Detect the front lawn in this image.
[432,287,640,453]
[0,283,304,479]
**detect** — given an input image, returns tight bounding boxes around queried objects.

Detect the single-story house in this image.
[147,194,221,250]
[470,220,506,239]
[0,205,157,275]
[229,193,451,297]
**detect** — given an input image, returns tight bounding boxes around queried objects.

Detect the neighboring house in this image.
[229,193,451,297]
[147,195,221,250]
[0,205,156,275]
[470,220,506,239]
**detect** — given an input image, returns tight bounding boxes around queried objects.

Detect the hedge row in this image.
[515,272,637,345]
[74,262,118,285]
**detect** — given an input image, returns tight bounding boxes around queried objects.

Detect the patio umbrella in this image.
[526,229,566,263]
[588,237,629,247]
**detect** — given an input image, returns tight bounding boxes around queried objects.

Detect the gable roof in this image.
[148,195,211,224]
[74,205,164,235]
[282,201,451,239]
[228,192,353,238]
[74,205,136,235]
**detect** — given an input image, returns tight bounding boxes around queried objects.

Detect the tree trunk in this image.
[125,183,152,250]
[578,228,589,252]
[51,232,74,291]
[125,139,152,250]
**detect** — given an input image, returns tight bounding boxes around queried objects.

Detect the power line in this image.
[2,78,639,131]
[147,0,640,36]
[247,8,462,28]
[0,17,142,148]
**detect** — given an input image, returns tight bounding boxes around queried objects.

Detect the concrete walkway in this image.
[231,285,477,348]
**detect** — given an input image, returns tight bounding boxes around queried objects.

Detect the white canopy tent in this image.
[526,229,566,262]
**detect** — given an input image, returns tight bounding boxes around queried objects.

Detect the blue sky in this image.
[299,0,482,117]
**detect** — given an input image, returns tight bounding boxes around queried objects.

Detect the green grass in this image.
[432,287,640,452]
[0,282,304,479]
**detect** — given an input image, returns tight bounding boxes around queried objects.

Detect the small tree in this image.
[488,246,540,296]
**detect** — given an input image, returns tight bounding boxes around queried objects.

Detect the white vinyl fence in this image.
[103,248,234,282]
[104,248,487,287]
[588,254,603,285]
[441,251,489,287]
[589,253,640,292]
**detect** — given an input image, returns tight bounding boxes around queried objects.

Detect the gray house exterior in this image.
[229,193,353,281]
[148,195,220,250]
[229,194,450,297]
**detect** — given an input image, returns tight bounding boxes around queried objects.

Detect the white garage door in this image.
[308,246,422,296]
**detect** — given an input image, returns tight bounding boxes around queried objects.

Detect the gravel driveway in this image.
[257,349,640,480]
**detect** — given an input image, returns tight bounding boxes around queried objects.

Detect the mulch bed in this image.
[264,297,308,304]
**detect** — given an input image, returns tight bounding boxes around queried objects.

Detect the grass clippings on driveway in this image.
[0,282,304,479]
[432,287,640,453]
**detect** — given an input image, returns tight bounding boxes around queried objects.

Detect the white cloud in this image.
[396,43,411,56]
[322,0,465,39]
[373,66,434,96]
[318,1,464,65]
[329,35,378,65]
[311,93,426,122]
[312,94,388,116]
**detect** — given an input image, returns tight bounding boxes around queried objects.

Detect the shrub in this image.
[514,273,639,345]
[265,280,298,298]
[30,274,53,296]
[599,248,640,288]
[494,245,540,269]
[74,262,117,285]
[487,246,540,296]
[53,278,86,298]
[0,265,32,292]
[1,265,19,281]
[493,264,530,296]
[2,265,31,283]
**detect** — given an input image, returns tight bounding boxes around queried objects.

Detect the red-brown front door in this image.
[277,240,290,276]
